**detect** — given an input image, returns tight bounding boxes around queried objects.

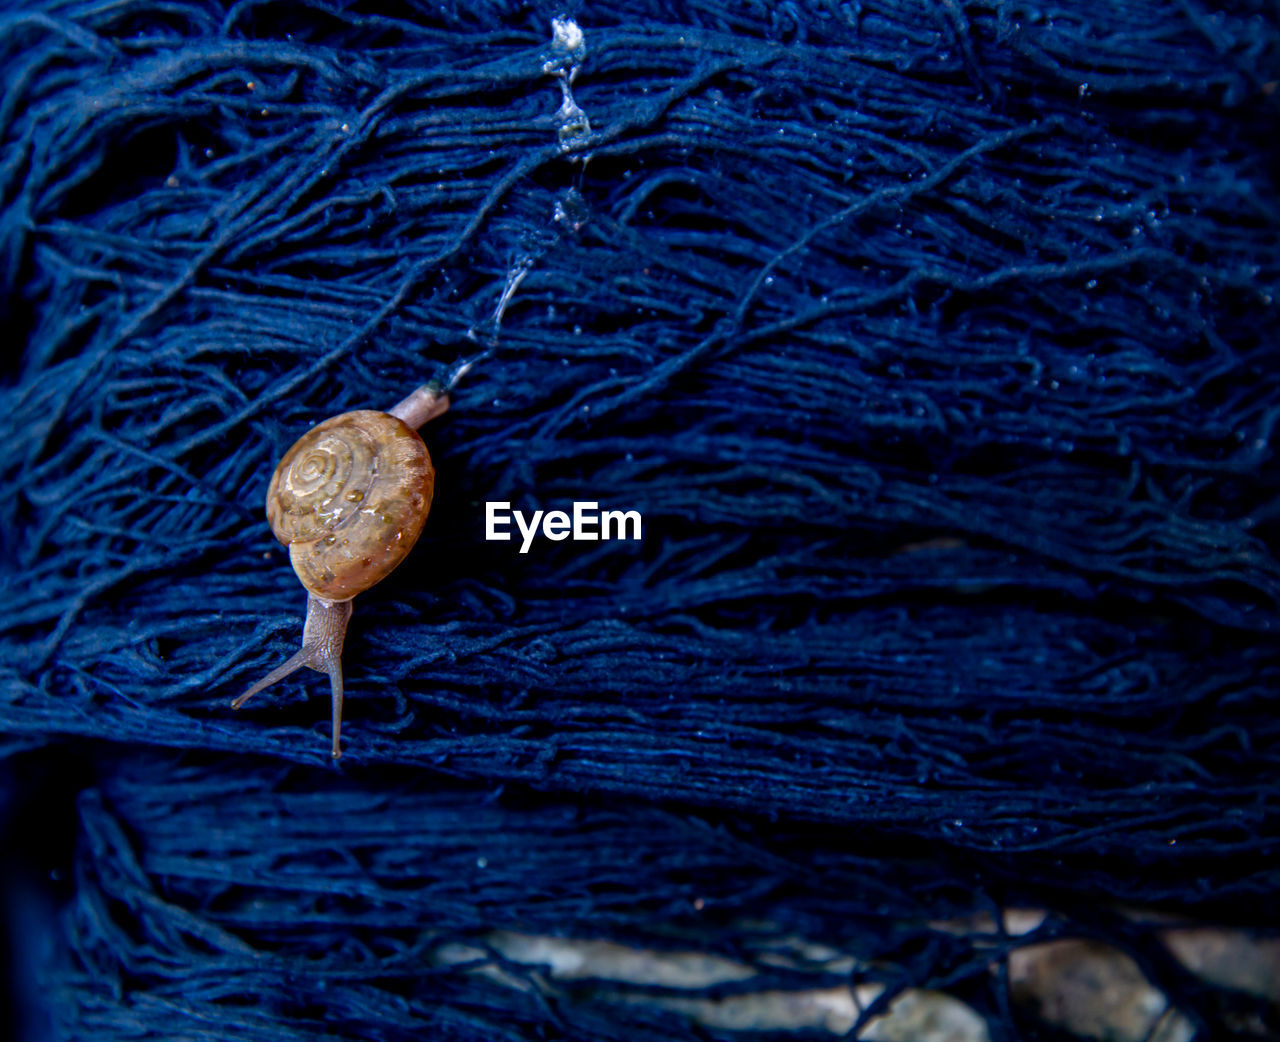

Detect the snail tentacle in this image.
[231,647,313,710]
[233,596,353,758]
[328,660,345,761]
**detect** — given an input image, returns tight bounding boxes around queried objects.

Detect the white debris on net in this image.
[553,187,589,232]
[930,907,1048,939]
[1161,927,1280,1002]
[543,16,591,152]
[546,15,585,61]
[431,921,1272,1038]
[1008,939,1194,1042]
[431,931,993,1039]
[645,984,884,1036]
[623,983,993,1040]
[490,931,757,988]
[492,260,531,329]
[485,18,593,333]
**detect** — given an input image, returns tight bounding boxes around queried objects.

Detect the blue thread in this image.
[1,1,1278,1038]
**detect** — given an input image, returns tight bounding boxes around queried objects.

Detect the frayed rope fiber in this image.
[1,1,1279,1038]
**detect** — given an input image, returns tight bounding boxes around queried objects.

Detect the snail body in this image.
[233,383,451,758]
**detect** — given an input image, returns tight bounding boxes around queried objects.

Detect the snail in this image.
[232,380,453,759]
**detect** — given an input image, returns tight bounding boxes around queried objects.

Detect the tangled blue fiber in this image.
[1,1,1278,1038]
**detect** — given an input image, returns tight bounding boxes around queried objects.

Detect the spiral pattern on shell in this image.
[266,410,435,601]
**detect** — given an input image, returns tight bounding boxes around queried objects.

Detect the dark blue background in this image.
[2,1,1278,1037]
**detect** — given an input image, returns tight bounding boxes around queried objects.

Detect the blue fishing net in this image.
[1,1,1278,1038]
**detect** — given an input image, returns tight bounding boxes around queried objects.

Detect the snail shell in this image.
[265,410,434,602]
